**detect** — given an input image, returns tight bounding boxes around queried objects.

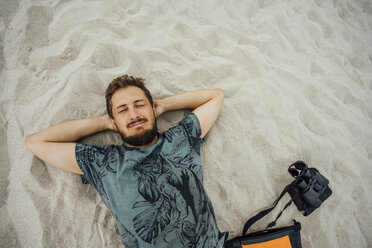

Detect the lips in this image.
[130,120,146,128]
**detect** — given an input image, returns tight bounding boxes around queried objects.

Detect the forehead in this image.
[111,86,148,108]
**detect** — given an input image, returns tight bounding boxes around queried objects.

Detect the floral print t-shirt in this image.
[75,112,229,248]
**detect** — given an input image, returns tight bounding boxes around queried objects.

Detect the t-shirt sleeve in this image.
[74,143,109,185]
[178,112,205,147]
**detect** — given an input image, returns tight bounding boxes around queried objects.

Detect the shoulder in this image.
[179,112,201,133]
[75,143,122,184]
[75,143,112,155]
[163,112,205,147]
[75,143,124,164]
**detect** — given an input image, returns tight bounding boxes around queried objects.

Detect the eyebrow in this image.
[116,99,145,109]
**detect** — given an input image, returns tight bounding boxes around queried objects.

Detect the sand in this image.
[1,0,372,247]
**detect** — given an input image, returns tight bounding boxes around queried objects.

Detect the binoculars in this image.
[288,161,332,216]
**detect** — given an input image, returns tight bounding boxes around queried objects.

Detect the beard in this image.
[120,121,158,147]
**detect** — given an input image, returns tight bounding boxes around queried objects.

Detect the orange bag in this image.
[225,220,301,248]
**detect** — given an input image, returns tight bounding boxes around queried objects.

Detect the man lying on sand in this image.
[25,74,229,248]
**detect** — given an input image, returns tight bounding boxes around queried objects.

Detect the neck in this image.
[125,133,159,150]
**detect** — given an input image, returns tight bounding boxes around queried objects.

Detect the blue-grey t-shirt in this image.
[75,112,229,248]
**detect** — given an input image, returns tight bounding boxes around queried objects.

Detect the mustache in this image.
[128,118,147,127]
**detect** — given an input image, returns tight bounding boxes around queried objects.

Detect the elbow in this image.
[214,88,224,99]
[25,134,36,151]
[25,135,32,150]
[215,88,225,97]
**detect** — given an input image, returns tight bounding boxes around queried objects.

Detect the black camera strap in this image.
[242,184,293,235]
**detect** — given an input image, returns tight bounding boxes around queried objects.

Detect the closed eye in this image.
[119,105,145,113]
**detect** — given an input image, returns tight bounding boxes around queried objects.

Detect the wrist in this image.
[97,115,110,131]
[99,114,118,132]
[160,98,172,114]
[153,99,167,117]
[159,99,167,115]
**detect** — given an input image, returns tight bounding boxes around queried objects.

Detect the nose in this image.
[129,108,139,119]
[128,107,140,121]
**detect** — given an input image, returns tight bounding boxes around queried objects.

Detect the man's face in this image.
[111,86,158,147]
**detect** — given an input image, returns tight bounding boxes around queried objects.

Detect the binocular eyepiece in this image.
[295,178,307,189]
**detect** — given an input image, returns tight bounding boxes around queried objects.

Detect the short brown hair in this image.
[105,75,153,118]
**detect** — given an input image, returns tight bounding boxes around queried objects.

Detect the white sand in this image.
[1,0,372,247]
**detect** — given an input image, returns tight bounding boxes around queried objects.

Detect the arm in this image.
[25,115,116,175]
[155,88,224,139]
